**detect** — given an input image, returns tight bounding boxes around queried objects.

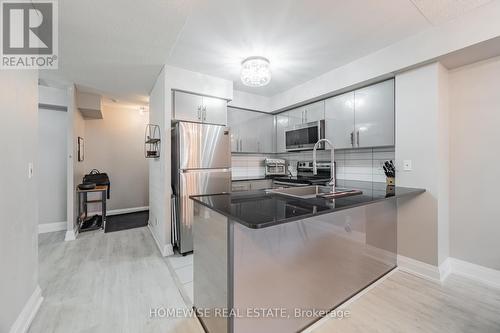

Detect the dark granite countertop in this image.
[191,180,425,229]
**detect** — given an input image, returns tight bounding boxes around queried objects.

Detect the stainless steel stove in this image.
[273,160,334,187]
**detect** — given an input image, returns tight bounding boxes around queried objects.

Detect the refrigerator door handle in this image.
[180,168,231,173]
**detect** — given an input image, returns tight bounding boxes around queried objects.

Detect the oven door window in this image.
[286,126,319,148]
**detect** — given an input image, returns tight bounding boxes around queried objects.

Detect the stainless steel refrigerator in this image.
[172,121,231,254]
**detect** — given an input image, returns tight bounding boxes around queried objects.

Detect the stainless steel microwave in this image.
[285,120,325,151]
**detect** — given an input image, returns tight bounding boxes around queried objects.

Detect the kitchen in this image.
[4,1,500,333]
[169,72,426,332]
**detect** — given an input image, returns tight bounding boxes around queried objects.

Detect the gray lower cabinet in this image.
[232,179,272,192]
[228,107,274,153]
[325,79,394,148]
[173,91,227,126]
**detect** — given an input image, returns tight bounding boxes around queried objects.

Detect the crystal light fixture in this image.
[240,56,271,87]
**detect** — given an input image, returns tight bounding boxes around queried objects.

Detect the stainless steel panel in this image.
[231,200,397,333]
[177,122,231,170]
[178,169,231,254]
[285,120,325,152]
[193,203,229,333]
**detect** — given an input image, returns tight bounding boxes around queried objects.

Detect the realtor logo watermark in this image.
[1,0,58,69]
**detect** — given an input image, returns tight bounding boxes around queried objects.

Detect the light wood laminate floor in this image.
[32,228,500,333]
[310,270,500,333]
[30,228,203,333]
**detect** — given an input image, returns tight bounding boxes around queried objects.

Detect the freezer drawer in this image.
[177,169,231,254]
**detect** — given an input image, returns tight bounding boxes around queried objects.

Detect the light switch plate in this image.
[28,162,34,178]
[403,160,412,171]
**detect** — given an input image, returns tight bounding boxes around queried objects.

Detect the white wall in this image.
[148,65,233,256]
[84,104,149,211]
[148,67,168,254]
[395,62,450,266]
[229,90,271,112]
[67,86,86,238]
[39,85,68,107]
[38,109,67,225]
[0,71,40,332]
[449,56,500,270]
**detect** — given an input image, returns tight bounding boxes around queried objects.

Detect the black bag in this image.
[83,169,111,199]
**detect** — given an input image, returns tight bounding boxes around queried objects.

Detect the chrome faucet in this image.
[313,139,335,190]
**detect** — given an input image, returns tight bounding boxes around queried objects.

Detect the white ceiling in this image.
[41,0,497,103]
[167,0,431,96]
[40,0,191,105]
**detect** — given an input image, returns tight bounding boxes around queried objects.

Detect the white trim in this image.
[302,268,398,333]
[448,258,500,289]
[9,285,43,333]
[38,222,67,234]
[64,228,77,241]
[397,255,443,282]
[87,206,149,216]
[147,223,174,257]
[439,257,452,282]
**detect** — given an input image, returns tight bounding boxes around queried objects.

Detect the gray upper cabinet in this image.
[173,91,203,123]
[354,80,394,148]
[202,95,227,125]
[228,107,274,153]
[173,91,227,126]
[325,91,355,149]
[303,101,325,123]
[286,107,304,128]
[325,80,394,149]
[287,101,325,127]
[275,113,289,153]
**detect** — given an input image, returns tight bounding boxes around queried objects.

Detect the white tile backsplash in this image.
[231,147,395,182]
[231,154,269,180]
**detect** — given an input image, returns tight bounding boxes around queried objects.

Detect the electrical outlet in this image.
[28,162,34,179]
[403,160,412,171]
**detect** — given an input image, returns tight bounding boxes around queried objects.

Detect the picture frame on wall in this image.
[78,137,84,162]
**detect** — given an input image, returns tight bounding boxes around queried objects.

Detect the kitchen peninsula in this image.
[191,181,424,333]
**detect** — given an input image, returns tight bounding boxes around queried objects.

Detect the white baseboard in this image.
[87,206,149,216]
[38,222,67,234]
[64,228,77,241]
[448,258,500,289]
[147,223,174,257]
[9,285,43,333]
[397,255,443,282]
[398,255,500,289]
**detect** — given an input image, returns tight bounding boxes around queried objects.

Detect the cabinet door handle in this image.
[350,132,354,147]
[305,110,308,123]
[202,106,207,121]
[356,130,360,147]
[197,106,202,120]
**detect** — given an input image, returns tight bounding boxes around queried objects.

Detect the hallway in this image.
[30,228,203,333]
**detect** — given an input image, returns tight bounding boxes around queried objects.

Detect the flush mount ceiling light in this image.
[240,56,271,87]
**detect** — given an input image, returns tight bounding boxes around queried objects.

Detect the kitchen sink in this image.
[266,185,363,199]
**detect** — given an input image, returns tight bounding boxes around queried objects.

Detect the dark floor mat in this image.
[105,211,149,233]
